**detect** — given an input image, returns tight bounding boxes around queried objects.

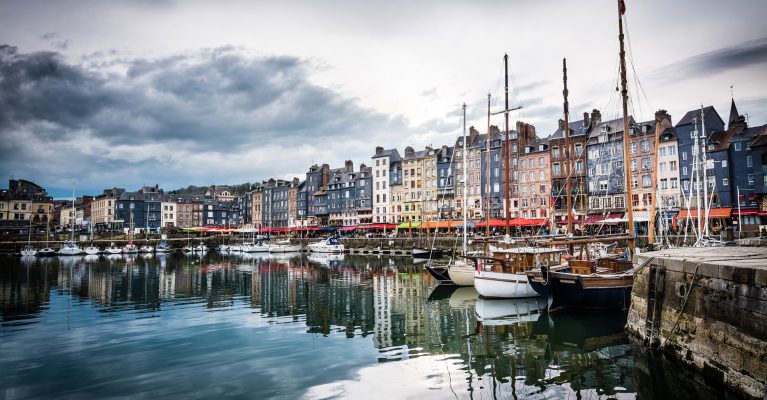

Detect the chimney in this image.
[591,109,602,126]
[583,112,590,128]
[360,163,366,169]
[405,146,414,156]
[469,126,479,145]
[375,146,383,154]
[558,119,565,130]
[345,160,354,172]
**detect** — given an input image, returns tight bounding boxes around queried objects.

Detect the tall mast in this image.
[700,106,710,236]
[562,58,573,236]
[648,113,661,246]
[71,182,75,242]
[462,103,468,254]
[503,53,511,235]
[618,0,635,254]
[486,93,491,238]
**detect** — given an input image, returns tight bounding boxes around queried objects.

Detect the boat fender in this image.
[541,265,550,285]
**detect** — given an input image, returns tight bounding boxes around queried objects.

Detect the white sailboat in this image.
[20,216,37,256]
[444,104,475,286]
[307,237,344,254]
[83,221,101,255]
[37,219,56,256]
[59,183,83,256]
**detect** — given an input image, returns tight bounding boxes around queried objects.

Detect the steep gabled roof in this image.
[676,106,723,127]
[550,119,589,140]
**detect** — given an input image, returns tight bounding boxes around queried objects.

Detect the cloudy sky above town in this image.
[1,0,766,198]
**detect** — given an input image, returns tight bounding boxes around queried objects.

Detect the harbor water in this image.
[0,253,742,399]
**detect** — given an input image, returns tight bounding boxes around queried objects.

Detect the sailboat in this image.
[20,215,37,256]
[526,0,644,312]
[442,104,475,286]
[59,183,83,256]
[37,218,57,256]
[123,212,138,253]
[83,221,101,255]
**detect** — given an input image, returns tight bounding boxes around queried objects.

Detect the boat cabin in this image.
[487,247,566,274]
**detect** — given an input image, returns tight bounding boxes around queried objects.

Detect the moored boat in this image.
[470,247,567,299]
[139,244,154,253]
[307,237,344,254]
[122,241,139,254]
[155,242,171,252]
[20,244,37,257]
[59,240,83,256]
[84,244,101,255]
[105,242,122,254]
[268,239,302,253]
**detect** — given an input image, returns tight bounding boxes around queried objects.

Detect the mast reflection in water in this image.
[0,253,717,399]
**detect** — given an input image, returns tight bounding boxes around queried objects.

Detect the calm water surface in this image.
[0,253,734,399]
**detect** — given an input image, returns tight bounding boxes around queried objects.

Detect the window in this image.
[735,142,742,151]
[682,151,687,161]
[603,197,612,209]
[553,163,561,175]
[553,146,560,158]
[630,142,636,154]
[575,144,583,155]
[591,198,600,209]
[642,157,651,170]
[576,161,583,172]
[722,160,728,168]
[599,181,608,191]
[641,140,649,152]
[749,174,754,185]
[643,175,651,187]
[615,196,625,209]
[682,166,688,176]
[670,161,677,171]
[539,171,545,180]
[671,178,678,189]
[722,178,728,186]
[659,147,666,157]
[659,162,667,172]
[747,155,753,167]
[631,160,637,171]
[539,157,545,167]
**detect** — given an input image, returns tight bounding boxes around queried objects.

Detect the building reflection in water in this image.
[2,253,732,398]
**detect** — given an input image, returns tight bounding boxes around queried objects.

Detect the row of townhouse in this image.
[0,179,55,233]
[363,98,767,233]
[9,100,765,235]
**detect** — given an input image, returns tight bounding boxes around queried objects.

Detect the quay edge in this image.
[628,246,767,400]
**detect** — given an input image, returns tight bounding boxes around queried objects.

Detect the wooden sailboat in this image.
[526,1,642,312]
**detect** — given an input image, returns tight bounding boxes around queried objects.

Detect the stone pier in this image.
[628,247,767,399]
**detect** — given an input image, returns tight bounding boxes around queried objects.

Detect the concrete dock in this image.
[628,247,767,399]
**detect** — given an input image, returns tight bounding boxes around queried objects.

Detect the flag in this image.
[619,0,626,15]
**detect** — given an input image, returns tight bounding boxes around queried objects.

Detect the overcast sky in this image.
[1,0,766,198]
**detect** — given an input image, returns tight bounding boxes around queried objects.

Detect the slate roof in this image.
[550,119,590,140]
[676,106,722,127]
[372,148,401,160]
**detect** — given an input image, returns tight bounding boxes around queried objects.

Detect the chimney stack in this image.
[591,109,602,126]
[375,146,383,154]
[558,119,565,130]
[583,112,590,128]
[344,160,354,172]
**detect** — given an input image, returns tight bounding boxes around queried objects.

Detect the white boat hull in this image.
[84,247,101,255]
[59,246,83,256]
[21,249,38,256]
[474,270,540,298]
[269,244,303,253]
[447,263,474,286]
[242,243,269,253]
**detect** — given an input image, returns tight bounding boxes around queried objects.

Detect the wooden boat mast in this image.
[562,58,574,238]
[618,0,635,254]
[503,53,511,236]
[486,94,491,239]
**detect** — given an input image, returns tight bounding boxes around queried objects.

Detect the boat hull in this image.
[424,266,451,283]
[446,264,474,286]
[474,270,540,298]
[269,244,303,253]
[544,270,633,312]
[412,248,444,259]
[307,244,344,254]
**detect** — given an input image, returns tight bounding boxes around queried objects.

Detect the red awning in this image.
[339,226,357,231]
[732,208,758,216]
[677,208,732,220]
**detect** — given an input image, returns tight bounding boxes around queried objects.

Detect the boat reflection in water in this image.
[307,252,344,268]
[1,254,728,399]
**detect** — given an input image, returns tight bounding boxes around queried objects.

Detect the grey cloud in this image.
[0,45,411,195]
[652,36,767,83]
[39,32,70,50]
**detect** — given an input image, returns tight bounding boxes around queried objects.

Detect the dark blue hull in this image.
[425,266,452,283]
[543,270,633,312]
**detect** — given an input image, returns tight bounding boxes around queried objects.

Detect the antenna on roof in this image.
[730,85,734,99]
